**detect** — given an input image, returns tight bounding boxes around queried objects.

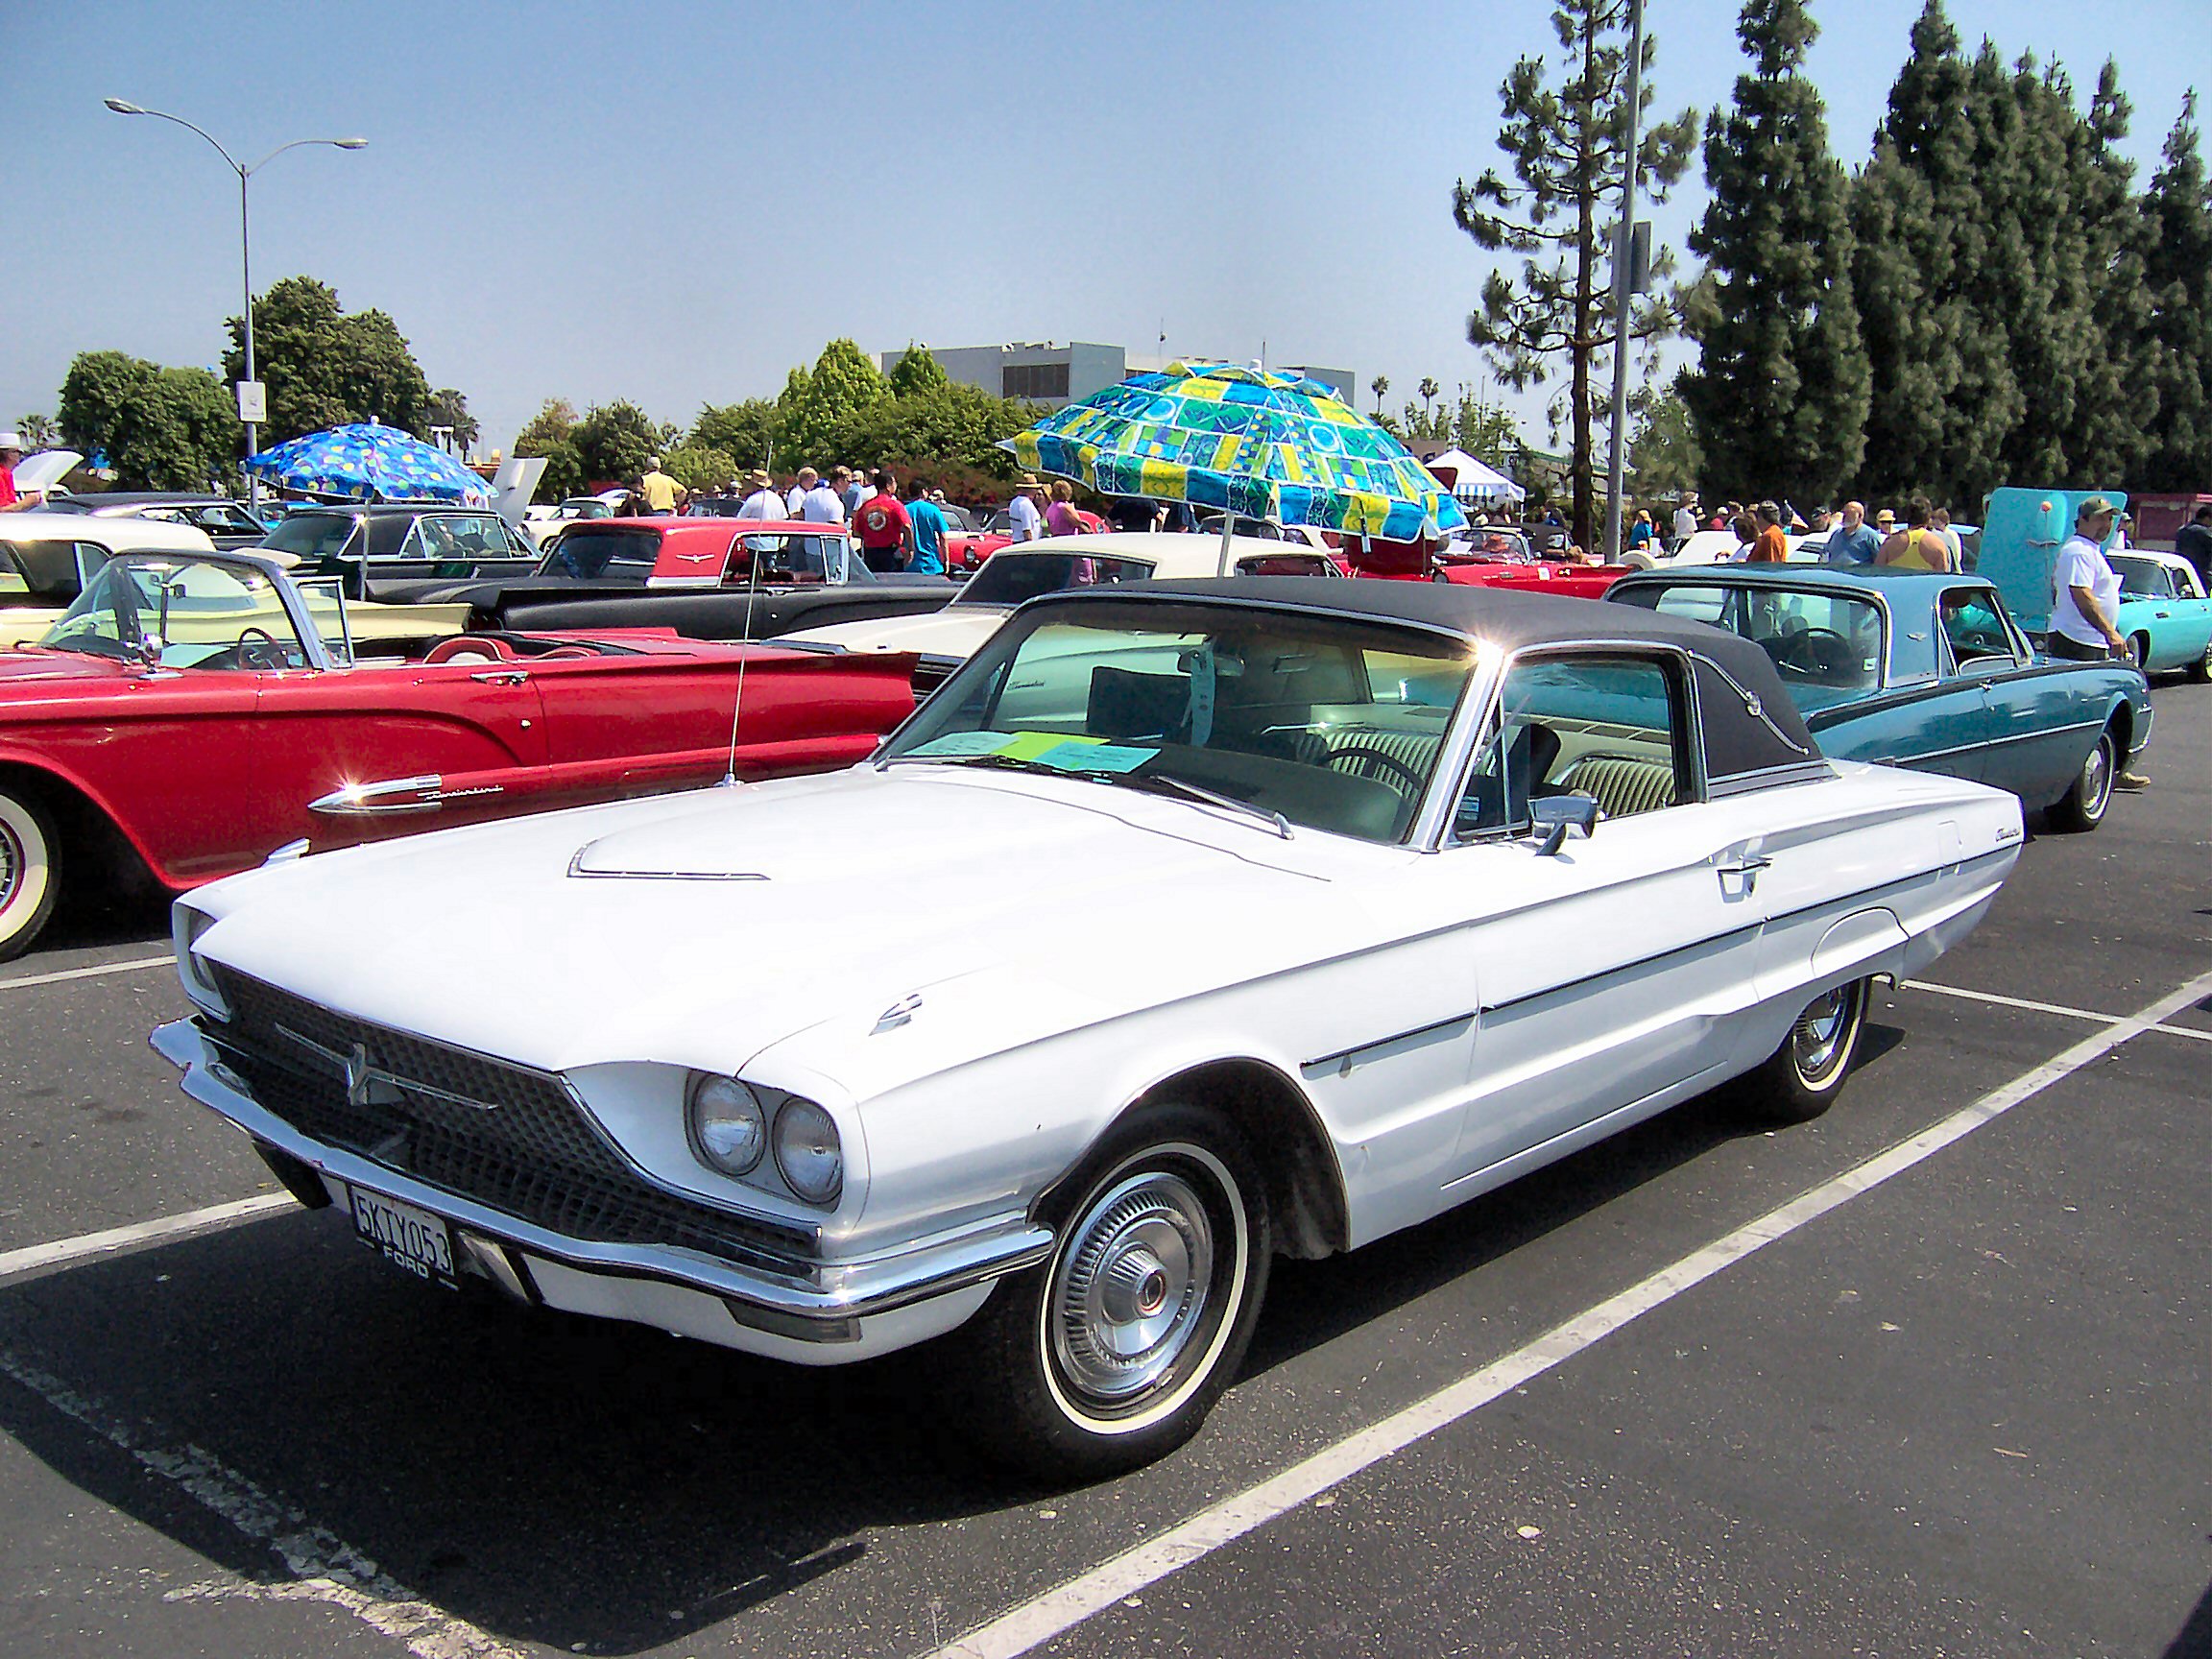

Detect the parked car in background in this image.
[780,531,1342,699]
[0,549,916,960]
[408,518,959,641]
[156,576,2019,1477]
[38,493,271,549]
[0,512,218,644]
[259,504,541,599]
[520,494,626,550]
[1606,565,2152,830]
[2111,550,2212,679]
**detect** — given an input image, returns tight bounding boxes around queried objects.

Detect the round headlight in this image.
[773,1097,843,1206]
[687,1075,766,1176]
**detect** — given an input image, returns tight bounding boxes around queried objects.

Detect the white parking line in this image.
[0,1194,293,1286]
[0,953,175,993]
[0,1348,522,1659]
[927,965,2212,1659]
[1900,978,2118,1022]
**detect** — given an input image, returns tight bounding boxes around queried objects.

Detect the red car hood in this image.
[0,649,132,692]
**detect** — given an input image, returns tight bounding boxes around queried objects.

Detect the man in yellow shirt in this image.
[637,458,685,517]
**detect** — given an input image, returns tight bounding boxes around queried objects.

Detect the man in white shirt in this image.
[786,468,817,517]
[799,469,849,581]
[1671,493,1698,550]
[1009,475,1046,541]
[2047,495,2146,788]
[735,468,785,556]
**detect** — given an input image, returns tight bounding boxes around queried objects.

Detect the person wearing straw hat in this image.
[1008,475,1046,542]
[0,432,44,512]
[735,468,784,554]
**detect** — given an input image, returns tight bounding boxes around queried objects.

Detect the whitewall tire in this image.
[0,785,60,963]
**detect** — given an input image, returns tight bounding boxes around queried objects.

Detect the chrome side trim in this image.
[150,1019,1052,1335]
[1301,1010,1475,1074]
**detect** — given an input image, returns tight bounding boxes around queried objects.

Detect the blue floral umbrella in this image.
[1003,362,1469,541]
[243,422,491,506]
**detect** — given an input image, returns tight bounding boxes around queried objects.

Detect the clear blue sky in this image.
[3,0,2204,459]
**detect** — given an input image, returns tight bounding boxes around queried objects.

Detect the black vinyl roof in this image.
[1032,575,1823,778]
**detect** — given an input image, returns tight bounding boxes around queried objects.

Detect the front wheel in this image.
[952,1104,1271,1479]
[2128,634,2151,671]
[0,783,60,963]
[1737,978,1871,1124]
[2049,723,2118,832]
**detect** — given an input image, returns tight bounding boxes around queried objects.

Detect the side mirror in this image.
[1530,793,1599,856]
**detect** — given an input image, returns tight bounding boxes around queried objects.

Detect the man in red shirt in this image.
[854,469,911,572]
[0,432,44,512]
[1747,500,1790,563]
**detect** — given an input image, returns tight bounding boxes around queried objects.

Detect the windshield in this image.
[960,551,1155,608]
[2111,555,2171,599]
[1611,581,1884,708]
[538,528,662,581]
[40,555,309,669]
[261,514,360,561]
[881,600,1475,843]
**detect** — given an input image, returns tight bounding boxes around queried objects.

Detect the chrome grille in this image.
[206,967,815,1272]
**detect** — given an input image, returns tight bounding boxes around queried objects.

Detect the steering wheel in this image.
[235,626,284,670]
[1323,745,1424,794]
[1775,626,1849,677]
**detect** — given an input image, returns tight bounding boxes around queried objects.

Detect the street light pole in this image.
[103,100,365,509]
[1603,0,1645,565]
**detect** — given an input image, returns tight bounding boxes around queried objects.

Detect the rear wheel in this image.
[1737,978,1870,1124]
[0,784,60,963]
[2049,723,2118,832]
[2189,639,2212,684]
[952,1104,1270,1479]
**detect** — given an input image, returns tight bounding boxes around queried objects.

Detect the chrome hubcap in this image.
[2080,739,2113,818]
[1051,1170,1213,1404]
[1791,986,1853,1082]
[0,820,19,915]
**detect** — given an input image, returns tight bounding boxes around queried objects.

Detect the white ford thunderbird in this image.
[154,578,2022,1476]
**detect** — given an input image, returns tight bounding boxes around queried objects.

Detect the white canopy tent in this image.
[1423,447,1525,506]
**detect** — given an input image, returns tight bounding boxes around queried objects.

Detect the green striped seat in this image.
[1556,754,1677,819]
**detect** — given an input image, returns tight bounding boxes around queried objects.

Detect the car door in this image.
[1950,585,2094,798]
[2167,563,2212,664]
[1439,649,1769,1189]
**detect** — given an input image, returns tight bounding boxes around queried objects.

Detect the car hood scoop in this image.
[567,819,769,881]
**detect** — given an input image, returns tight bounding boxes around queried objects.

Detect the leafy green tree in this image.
[570,400,661,486]
[691,399,779,469]
[886,344,952,398]
[2054,60,2154,487]
[1452,392,1528,469]
[662,445,739,494]
[58,350,242,490]
[513,397,586,498]
[1680,0,1867,509]
[842,384,1028,479]
[775,339,889,466]
[1625,373,1702,499]
[2137,93,2212,488]
[1454,0,1700,551]
[220,276,430,443]
[423,387,479,453]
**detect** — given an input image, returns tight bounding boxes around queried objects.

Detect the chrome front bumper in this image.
[151,1018,1052,1344]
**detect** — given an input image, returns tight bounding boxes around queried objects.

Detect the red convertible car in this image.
[0,550,917,960]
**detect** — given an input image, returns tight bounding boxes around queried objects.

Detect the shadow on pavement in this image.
[0,1022,1909,1654]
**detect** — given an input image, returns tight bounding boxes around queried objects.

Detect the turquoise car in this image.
[2112,551,2212,680]
[1607,565,2152,831]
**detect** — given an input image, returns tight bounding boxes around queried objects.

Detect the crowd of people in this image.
[1662,491,1990,571]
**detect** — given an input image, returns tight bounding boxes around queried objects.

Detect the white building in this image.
[878,343,1356,411]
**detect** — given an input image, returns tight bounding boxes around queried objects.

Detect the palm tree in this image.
[1418,377,1440,426]
[1369,374,1389,416]
[15,414,58,449]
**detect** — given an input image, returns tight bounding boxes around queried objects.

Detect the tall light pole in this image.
[104,99,365,508]
[1602,0,1645,564]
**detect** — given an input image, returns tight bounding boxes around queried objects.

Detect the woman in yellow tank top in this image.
[1877,498,1956,572]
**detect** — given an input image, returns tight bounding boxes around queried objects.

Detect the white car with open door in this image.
[154,578,2020,1478]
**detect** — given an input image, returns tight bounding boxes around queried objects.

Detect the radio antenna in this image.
[718,521,772,788]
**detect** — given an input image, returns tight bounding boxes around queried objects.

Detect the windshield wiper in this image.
[1071,767,1294,839]
[886,750,1293,837]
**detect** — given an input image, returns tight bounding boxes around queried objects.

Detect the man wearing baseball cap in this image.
[0,433,45,513]
[2049,494,2148,788]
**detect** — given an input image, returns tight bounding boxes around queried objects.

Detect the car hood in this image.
[189,764,1403,1089]
[0,648,131,693]
[780,604,1007,660]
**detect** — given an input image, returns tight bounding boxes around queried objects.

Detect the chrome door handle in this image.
[1717,854,1772,876]
[469,669,530,685]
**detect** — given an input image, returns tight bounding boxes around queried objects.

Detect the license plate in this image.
[349,1187,457,1287]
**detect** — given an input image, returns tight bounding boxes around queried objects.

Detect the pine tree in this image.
[2137,93,2212,488]
[1681,0,1867,509]
[1455,0,1699,551]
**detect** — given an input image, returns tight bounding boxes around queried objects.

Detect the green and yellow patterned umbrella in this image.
[1002,361,1468,541]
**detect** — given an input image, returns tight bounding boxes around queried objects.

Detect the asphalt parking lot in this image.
[1,681,2205,1659]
